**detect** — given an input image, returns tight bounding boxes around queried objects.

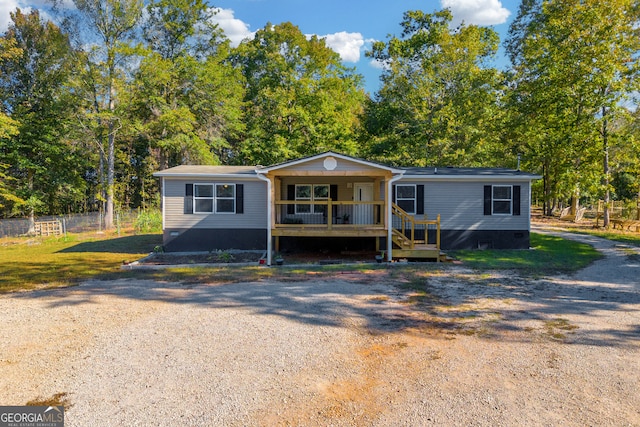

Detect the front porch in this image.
[273,200,387,238]
[271,199,444,261]
[256,152,444,263]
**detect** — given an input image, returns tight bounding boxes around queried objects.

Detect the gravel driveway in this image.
[1,228,639,426]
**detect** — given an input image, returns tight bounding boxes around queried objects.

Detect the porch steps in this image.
[392,246,450,262]
[391,209,453,262]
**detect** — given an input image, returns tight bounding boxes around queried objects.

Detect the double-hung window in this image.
[395,184,416,214]
[492,185,512,215]
[295,184,328,214]
[215,184,235,213]
[193,183,235,214]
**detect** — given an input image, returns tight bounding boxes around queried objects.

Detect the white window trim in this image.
[395,184,417,214]
[193,183,236,214]
[215,183,236,214]
[295,184,329,215]
[492,185,512,216]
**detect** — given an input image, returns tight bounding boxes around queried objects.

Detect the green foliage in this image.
[1,2,638,223]
[216,250,235,263]
[232,22,366,165]
[133,209,163,233]
[0,113,19,140]
[506,0,640,215]
[364,9,506,167]
[0,10,87,217]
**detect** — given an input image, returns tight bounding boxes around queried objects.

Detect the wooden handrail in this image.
[391,203,440,250]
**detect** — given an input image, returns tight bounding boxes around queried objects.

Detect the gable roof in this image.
[256,151,405,175]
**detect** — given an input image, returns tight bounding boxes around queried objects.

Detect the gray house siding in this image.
[394,179,532,250]
[162,178,268,251]
[155,153,538,253]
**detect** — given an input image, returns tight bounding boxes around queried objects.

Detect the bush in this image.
[134,209,162,233]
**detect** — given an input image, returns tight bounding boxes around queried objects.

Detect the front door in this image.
[353,183,374,224]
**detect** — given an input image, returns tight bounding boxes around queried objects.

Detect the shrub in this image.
[134,209,162,233]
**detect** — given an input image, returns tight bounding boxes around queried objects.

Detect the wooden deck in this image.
[271,200,448,261]
[272,225,387,237]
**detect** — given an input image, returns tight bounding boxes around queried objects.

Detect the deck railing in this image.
[275,200,384,228]
[391,203,440,250]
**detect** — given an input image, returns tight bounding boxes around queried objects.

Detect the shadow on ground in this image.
[8,259,640,349]
[57,234,161,254]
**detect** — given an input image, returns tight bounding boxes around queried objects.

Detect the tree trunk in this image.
[27,209,36,235]
[543,163,551,216]
[103,61,116,230]
[26,171,36,235]
[602,107,610,228]
[104,123,115,229]
[570,187,579,216]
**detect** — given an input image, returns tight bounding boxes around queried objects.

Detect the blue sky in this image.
[1,0,521,94]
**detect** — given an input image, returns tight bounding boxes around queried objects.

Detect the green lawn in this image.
[568,229,640,247]
[0,231,604,293]
[451,232,603,274]
[0,232,161,292]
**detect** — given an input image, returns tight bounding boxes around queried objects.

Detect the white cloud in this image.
[210,8,365,64]
[319,31,364,63]
[211,8,254,47]
[1,0,23,33]
[441,0,511,26]
[1,0,76,33]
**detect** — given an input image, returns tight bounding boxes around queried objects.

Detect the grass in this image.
[0,230,604,293]
[543,318,579,341]
[0,230,161,293]
[451,232,603,274]
[567,228,640,247]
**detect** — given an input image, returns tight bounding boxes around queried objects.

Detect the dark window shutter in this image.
[184,184,193,214]
[392,185,396,203]
[483,185,492,216]
[287,185,295,214]
[236,184,244,214]
[416,185,424,215]
[513,185,521,216]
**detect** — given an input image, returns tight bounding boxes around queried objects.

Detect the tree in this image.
[0,10,84,227]
[71,0,143,229]
[143,0,217,61]
[131,0,244,169]
[232,22,366,165]
[365,9,505,167]
[506,0,640,221]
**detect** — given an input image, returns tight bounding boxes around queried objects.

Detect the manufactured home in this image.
[154,152,540,264]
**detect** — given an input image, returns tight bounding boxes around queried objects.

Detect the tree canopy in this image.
[0,2,638,224]
[232,22,366,165]
[365,10,506,167]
